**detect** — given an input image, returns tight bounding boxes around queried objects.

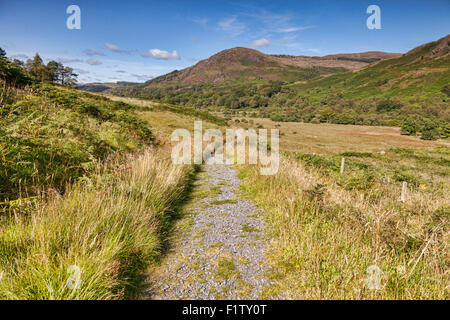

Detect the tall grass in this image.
[0,149,193,299]
[238,155,449,299]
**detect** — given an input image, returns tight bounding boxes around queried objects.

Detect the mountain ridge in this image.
[77,47,404,91]
[142,46,400,87]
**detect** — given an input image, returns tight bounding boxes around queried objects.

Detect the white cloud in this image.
[246,10,315,35]
[57,57,84,63]
[276,26,313,33]
[283,42,321,54]
[191,17,208,25]
[83,48,105,56]
[252,10,292,26]
[250,38,272,49]
[304,48,321,54]
[132,74,154,81]
[141,49,180,60]
[11,53,29,60]
[104,43,131,54]
[218,17,245,37]
[86,58,102,65]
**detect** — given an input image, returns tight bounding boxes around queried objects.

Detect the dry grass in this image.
[0,149,193,299]
[101,93,222,147]
[230,117,449,154]
[238,153,449,299]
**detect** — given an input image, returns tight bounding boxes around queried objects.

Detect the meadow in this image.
[235,117,449,299]
[0,76,448,300]
[0,82,196,299]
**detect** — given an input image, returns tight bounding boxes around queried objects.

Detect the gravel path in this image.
[145,161,272,300]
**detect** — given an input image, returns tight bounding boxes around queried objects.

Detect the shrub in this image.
[340,151,373,158]
[401,118,419,136]
[442,84,450,97]
[0,84,154,202]
[376,99,403,112]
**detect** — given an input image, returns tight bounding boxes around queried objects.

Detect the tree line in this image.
[0,48,78,88]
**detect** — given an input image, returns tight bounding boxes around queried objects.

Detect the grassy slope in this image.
[108,47,348,110]
[0,84,200,299]
[231,117,448,154]
[289,38,450,105]
[0,84,153,204]
[108,37,449,135]
[0,150,194,299]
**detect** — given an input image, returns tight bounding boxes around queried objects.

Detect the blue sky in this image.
[1,0,449,83]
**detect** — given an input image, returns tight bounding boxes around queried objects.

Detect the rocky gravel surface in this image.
[146,161,272,300]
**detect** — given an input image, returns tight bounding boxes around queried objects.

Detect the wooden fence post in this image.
[401,182,407,202]
[340,157,345,174]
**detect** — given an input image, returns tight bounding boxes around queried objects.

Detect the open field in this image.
[231,116,449,154]
[100,94,222,145]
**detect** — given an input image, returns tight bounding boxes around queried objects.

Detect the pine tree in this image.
[46,60,63,83]
[27,53,51,81]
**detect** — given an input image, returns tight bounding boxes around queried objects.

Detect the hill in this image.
[144,47,352,87]
[108,35,449,139]
[76,81,141,92]
[264,34,449,131]
[141,47,401,87]
[108,46,399,108]
[0,58,197,299]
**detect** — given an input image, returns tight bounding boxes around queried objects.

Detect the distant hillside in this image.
[108,46,399,107]
[258,34,449,139]
[108,35,449,139]
[77,81,140,92]
[287,34,449,104]
[271,51,401,69]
